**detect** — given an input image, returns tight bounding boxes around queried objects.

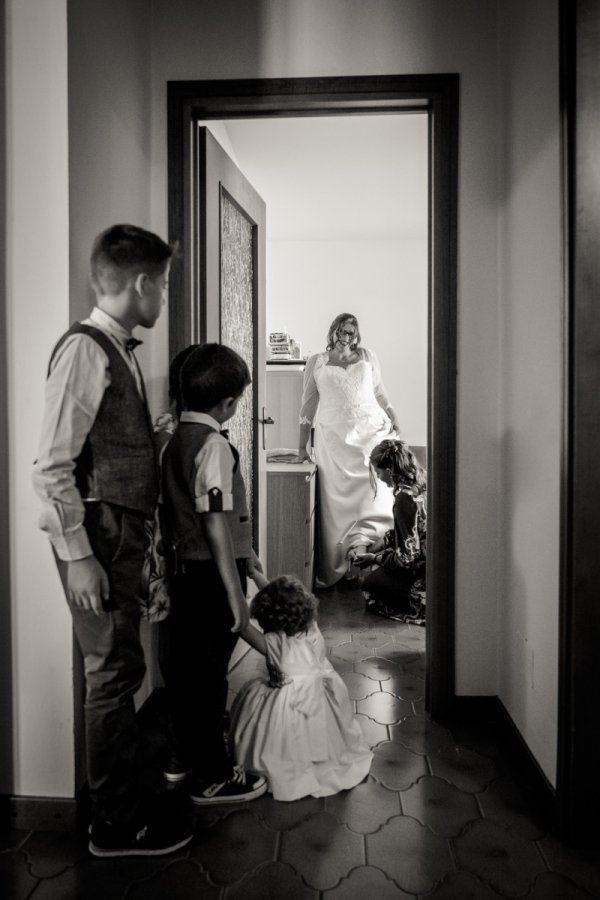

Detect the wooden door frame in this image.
[167,74,459,721]
[558,0,600,847]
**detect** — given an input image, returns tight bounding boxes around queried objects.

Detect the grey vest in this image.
[161,421,252,562]
[49,323,157,515]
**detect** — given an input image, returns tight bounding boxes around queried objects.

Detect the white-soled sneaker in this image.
[188,766,267,805]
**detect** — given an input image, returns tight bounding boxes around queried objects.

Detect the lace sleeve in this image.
[364,347,391,409]
[298,354,321,425]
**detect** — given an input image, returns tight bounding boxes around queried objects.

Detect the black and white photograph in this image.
[2,1,600,897]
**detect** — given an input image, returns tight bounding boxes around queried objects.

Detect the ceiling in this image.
[220,113,428,242]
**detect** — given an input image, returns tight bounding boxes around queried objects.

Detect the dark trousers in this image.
[165,560,246,783]
[55,502,148,826]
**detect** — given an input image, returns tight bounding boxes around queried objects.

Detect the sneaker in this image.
[163,753,191,784]
[89,814,193,858]
[189,766,267,805]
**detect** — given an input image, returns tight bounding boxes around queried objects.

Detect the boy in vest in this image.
[161,343,268,804]
[33,224,193,857]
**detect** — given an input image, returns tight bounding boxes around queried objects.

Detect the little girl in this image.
[354,439,427,624]
[231,575,373,802]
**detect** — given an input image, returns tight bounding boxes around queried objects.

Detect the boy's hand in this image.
[66,556,109,616]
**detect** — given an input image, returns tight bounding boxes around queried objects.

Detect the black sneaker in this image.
[89,814,193,858]
[189,766,267,805]
[163,753,191,784]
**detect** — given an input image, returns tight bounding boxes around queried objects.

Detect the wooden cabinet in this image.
[265,364,305,449]
[266,462,316,589]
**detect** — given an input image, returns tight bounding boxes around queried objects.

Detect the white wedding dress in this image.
[230,621,373,801]
[300,349,396,587]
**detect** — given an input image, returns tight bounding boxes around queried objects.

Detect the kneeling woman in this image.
[355,439,426,624]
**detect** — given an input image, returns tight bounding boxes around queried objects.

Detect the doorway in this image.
[167,75,458,721]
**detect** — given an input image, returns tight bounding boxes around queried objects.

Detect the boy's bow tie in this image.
[125,338,143,352]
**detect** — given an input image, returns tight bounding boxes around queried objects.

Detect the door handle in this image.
[259,408,275,449]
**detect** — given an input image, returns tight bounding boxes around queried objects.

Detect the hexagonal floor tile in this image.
[370,741,428,791]
[127,859,220,899]
[528,871,598,900]
[477,776,547,840]
[366,815,454,894]
[400,775,480,836]
[0,850,40,900]
[324,777,401,833]
[22,828,89,878]
[330,656,355,675]
[401,656,426,679]
[538,834,600,898]
[251,793,324,831]
[356,691,413,725]
[330,642,372,664]
[189,809,276,885]
[355,714,389,748]
[453,819,546,897]
[225,861,319,899]
[279,811,364,891]
[351,630,399,648]
[354,656,401,681]
[377,645,422,666]
[389,716,455,756]
[325,865,413,898]
[423,869,508,898]
[381,673,426,703]
[341,672,380,701]
[428,745,499,794]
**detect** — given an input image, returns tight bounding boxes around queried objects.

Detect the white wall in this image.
[497,0,560,785]
[267,238,428,445]
[5,0,74,796]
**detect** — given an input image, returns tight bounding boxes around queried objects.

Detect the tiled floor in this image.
[3,581,600,899]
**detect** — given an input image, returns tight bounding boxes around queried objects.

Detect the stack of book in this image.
[268,331,292,360]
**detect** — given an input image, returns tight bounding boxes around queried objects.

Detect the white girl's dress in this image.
[230,622,373,801]
[299,349,396,587]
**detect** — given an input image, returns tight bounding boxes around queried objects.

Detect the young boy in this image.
[33,224,193,857]
[161,342,268,804]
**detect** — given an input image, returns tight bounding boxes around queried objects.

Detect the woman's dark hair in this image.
[369,439,427,494]
[179,343,251,412]
[250,575,318,636]
[169,344,199,416]
[326,313,361,351]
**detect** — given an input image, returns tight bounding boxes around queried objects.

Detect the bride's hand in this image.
[296,448,312,463]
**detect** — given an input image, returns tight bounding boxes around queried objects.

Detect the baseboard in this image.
[453,695,557,825]
[0,791,89,832]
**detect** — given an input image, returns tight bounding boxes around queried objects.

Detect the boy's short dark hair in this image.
[180,343,251,412]
[169,344,200,417]
[90,224,173,295]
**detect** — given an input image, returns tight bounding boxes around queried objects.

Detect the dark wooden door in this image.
[196,127,267,556]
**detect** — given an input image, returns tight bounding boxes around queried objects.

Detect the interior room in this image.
[3,0,600,896]
[204,113,428,585]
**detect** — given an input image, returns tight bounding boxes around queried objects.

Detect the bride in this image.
[297,313,401,587]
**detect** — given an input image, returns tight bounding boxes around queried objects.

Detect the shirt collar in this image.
[179,411,223,433]
[89,307,134,347]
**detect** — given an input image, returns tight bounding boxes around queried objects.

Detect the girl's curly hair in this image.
[369,439,427,494]
[250,575,318,636]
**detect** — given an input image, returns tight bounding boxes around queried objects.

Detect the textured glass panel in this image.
[220,192,255,535]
